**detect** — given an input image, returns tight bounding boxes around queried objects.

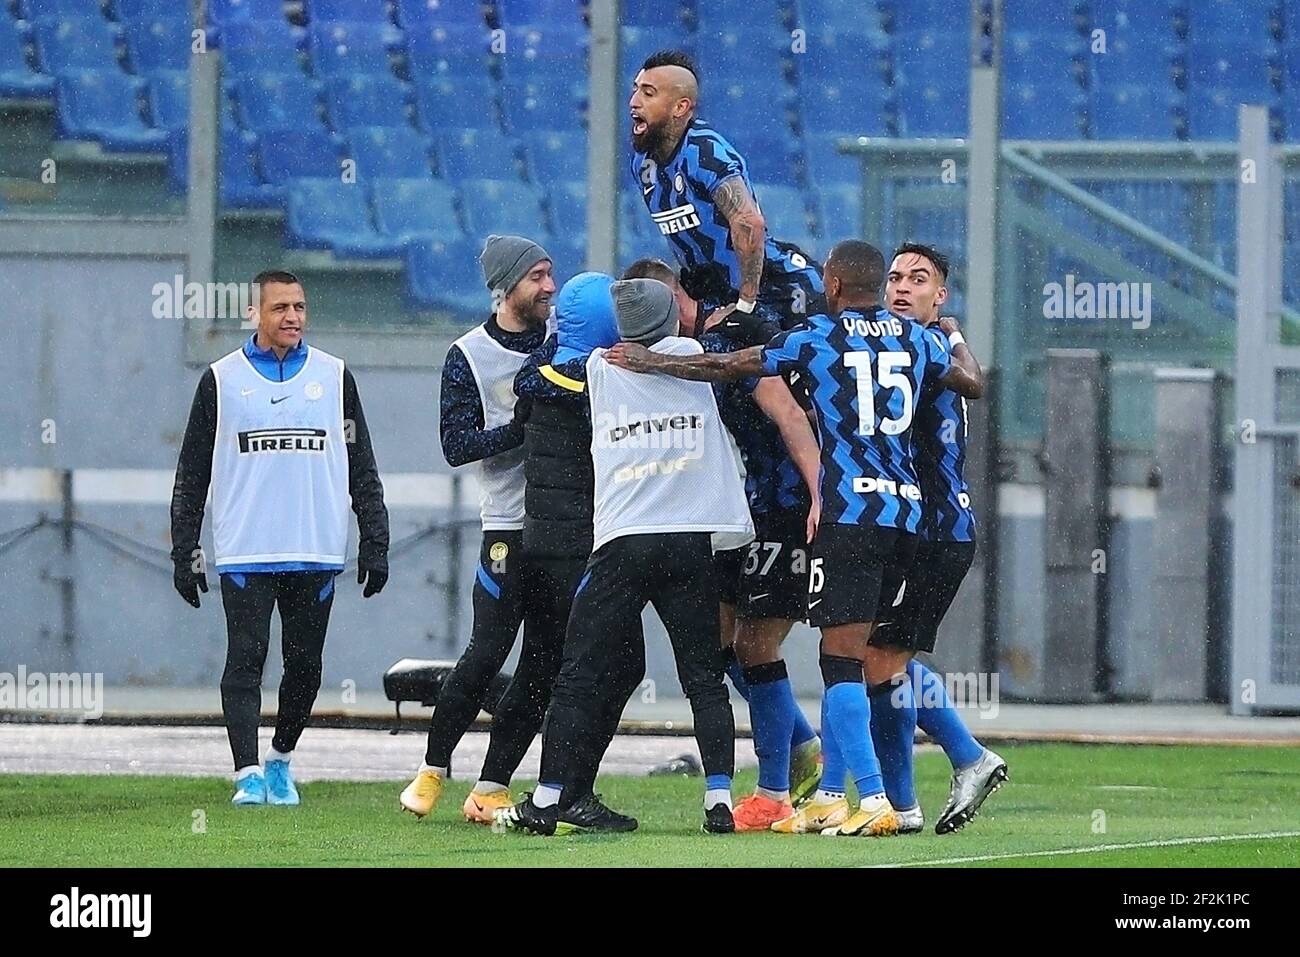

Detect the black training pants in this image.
[538,533,734,799]
[219,570,337,771]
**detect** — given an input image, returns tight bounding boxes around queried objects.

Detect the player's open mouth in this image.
[891,299,912,313]
[631,116,648,135]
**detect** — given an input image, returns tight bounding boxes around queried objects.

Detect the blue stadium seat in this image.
[149,69,239,131]
[306,0,391,24]
[1004,30,1084,90]
[1185,39,1276,97]
[753,183,810,238]
[124,17,191,72]
[497,0,586,27]
[405,22,498,80]
[813,184,863,242]
[114,0,190,20]
[895,78,968,138]
[236,73,325,133]
[796,28,890,87]
[695,0,787,39]
[1284,88,1300,142]
[1087,0,1183,39]
[435,127,522,180]
[326,74,411,130]
[503,22,587,62]
[1188,0,1280,41]
[621,188,654,238]
[709,27,792,91]
[404,236,490,312]
[500,75,585,132]
[1004,82,1085,139]
[620,0,686,29]
[1090,32,1178,88]
[525,129,585,185]
[371,176,463,244]
[54,68,169,151]
[166,127,285,206]
[1185,86,1268,140]
[619,26,694,76]
[1003,0,1083,35]
[1090,84,1177,139]
[309,21,401,77]
[219,20,304,75]
[394,0,489,28]
[21,1,106,18]
[546,181,585,240]
[800,79,892,136]
[708,78,795,141]
[460,177,548,239]
[885,0,971,37]
[415,73,498,131]
[545,236,586,287]
[793,0,886,34]
[256,126,341,184]
[723,130,799,187]
[207,0,286,23]
[805,131,865,187]
[286,177,403,258]
[0,17,55,97]
[347,125,434,179]
[891,28,967,86]
[34,16,121,73]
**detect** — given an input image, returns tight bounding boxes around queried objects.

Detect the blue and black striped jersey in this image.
[761,308,951,531]
[631,118,823,319]
[915,374,976,542]
[701,331,808,516]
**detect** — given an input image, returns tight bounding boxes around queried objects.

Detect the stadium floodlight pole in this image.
[1231,105,1289,714]
[961,0,1002,676]
[186,0,218,367]
[964,0,1000,360]
[586,0,620,276]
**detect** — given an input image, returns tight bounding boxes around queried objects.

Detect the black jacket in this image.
[514,336,594,560]
[170,362,389,572]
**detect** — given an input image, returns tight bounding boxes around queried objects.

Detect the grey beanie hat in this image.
[611,278,679,345]
[479,234,550,297]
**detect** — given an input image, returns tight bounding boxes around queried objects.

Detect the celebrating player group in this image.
[173,49,1008,838]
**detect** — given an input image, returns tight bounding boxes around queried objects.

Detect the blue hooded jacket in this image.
[552,271,619,366]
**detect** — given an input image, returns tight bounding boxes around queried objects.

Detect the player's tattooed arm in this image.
[937,316,985,399]
[604,343,767,381]
[712,174,766,302]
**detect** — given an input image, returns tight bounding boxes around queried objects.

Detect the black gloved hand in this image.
[357,555,389,598]
[512,395,534,428]
[714,305,781,347]
[174,563,209,608]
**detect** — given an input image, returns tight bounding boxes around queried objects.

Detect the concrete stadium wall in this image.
[0,252,1201,703]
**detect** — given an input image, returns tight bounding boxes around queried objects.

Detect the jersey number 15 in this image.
[843,351,914,436]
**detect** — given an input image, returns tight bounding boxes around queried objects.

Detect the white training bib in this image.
[453,324,530,530]
[587,337,754,553]
[209,346,349,568]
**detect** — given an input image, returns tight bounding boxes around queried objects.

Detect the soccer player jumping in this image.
[607,241,984,837]
[629,50,825,331]
[873,243,1008,834]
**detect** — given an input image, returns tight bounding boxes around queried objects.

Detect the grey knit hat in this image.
[479,234,550,297]
[611,278,679,345]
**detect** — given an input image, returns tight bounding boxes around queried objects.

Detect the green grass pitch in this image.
[3,744,1298,867]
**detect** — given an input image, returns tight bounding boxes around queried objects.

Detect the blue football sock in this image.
[824,681,884,799]
[745,662,795,792]
[908,659,984,769]
[818,693,847,796]
[724,648,751,701]
[790,700,818,750]
[868,676,917,810]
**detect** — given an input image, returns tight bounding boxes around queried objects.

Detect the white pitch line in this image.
[868,831,1300,867]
